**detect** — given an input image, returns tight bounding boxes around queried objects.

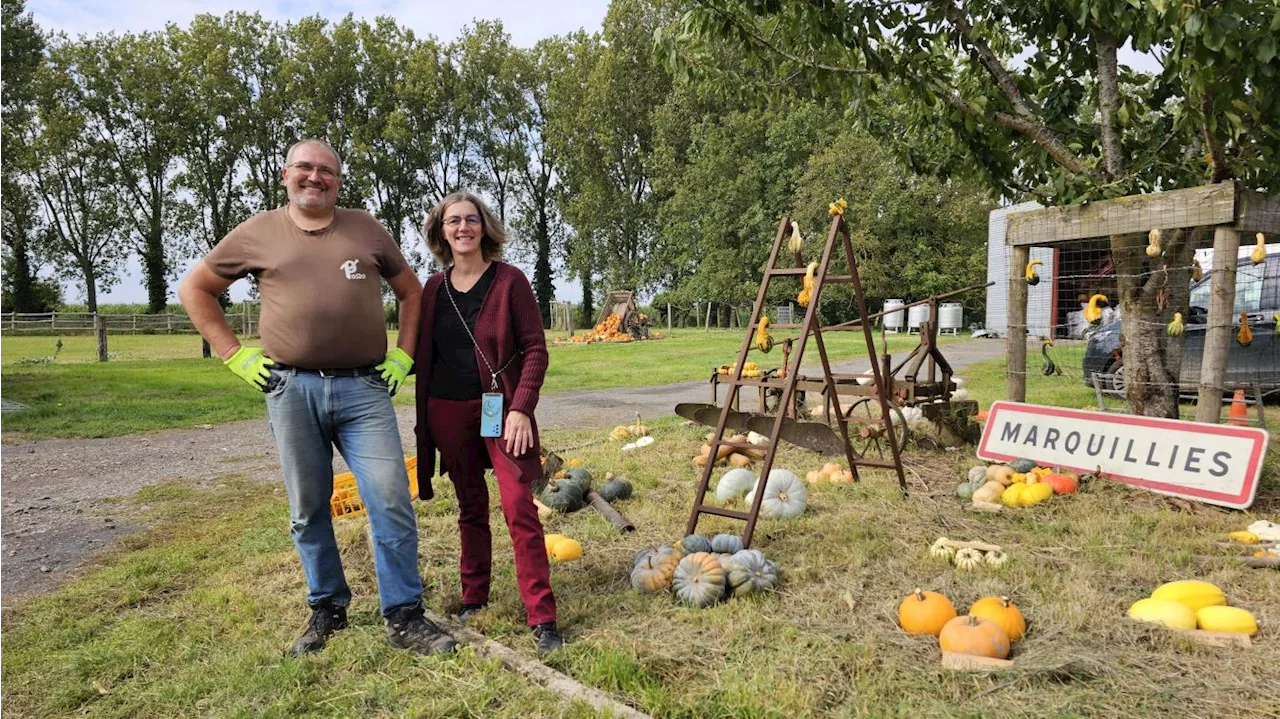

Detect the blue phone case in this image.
[481,392,503,437]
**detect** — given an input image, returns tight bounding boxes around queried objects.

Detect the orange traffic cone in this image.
[1227,389,1249,426]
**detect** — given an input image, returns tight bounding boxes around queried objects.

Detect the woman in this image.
[414,191,562,656]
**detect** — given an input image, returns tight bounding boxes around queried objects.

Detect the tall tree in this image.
[237,14,292,213]
[25,40,129,312]
[457,20,527,222]
[76,31,183,312]
[1,0,46,312]
[401,37,472,206]
[353,17,423,261]
[667,0,1280,417]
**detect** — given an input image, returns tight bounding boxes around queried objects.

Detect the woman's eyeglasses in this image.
[443,215,482,227]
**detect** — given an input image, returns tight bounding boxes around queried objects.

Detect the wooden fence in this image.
[1,308,258,336]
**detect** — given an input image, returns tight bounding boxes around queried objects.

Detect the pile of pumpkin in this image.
[1128,579,1258,636]
[899,589,1027,661]
[717,361,762,378]
[805,462,854,484]
[539,467,634,513]
[713,468,808,519]
[956,458,1081,510]
[695,431,769,468]
[631,533,780,607]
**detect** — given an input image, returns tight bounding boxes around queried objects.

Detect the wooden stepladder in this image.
[685,213,908,546]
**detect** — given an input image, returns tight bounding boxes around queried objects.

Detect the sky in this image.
[30,0,609,305]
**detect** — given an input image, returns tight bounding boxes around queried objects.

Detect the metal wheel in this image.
[835,396,909,460]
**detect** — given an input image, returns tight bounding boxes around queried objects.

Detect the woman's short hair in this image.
[424,191,507,265]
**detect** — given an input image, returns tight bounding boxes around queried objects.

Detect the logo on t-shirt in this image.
[340,259,367,280]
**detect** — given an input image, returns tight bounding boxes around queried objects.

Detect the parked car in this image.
[1082,253,1280,395]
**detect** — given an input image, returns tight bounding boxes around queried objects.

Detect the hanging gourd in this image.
[1146,228,1163,258]
[797,262,818,307]
[1167,312,1185,337]
[828,198,848,216]
[754,316,774,353]
[1238,312,1253,347]
[1024,259,1042,286]
[1251,232,1266,264]
[787,221,803,254]
[1192,259,1203,282]
[1084,294,1108,324]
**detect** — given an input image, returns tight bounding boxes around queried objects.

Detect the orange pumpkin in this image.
[898,589,957,636]
[938,615,1011,659]
[1040,473,1078,495]
[968,596,1027,642]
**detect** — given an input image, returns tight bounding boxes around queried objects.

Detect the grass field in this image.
[3,418,1277,718]
[1,330,938,439]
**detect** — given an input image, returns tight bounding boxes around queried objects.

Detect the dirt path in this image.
[1,338,1006,599]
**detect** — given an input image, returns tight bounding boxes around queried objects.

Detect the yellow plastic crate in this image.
[330,456,420,520]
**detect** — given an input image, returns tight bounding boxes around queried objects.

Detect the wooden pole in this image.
[704,300,712,330]
[1007,245,1029,402]
[95,314,108,362]
[667,302,672,331]
[1196,226,1241,423]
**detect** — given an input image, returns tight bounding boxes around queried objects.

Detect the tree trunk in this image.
[142,226,168,313]
[1111,231,1192,419]
[81,261,99,314]
[579,268,594,330]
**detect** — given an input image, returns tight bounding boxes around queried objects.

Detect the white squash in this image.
[715,468,757,504]
[745,469,807,519]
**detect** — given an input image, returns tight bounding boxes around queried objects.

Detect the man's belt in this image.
[272,363,379,378]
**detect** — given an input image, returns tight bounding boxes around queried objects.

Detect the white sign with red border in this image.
[977,401,1269,510]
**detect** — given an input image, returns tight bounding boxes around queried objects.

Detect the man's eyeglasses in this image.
[443,215,482,227]
[288,162,339,180]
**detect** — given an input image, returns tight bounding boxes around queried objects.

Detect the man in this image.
[178,138,457,657]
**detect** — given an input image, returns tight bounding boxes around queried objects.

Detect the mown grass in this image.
[4,418,1277,717]
[1,330,935,439]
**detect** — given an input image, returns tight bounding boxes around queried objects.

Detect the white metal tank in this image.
[882,299,906,330]
[907,303,929,332]
[939,302,964,333]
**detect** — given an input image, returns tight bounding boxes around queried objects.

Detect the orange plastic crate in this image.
[330,456,420,520]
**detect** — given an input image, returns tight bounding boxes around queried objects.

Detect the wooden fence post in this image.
[95,314,108,362]
[1196,226,1241,423]
[1007,245,1029,402]
[704,301,713,330]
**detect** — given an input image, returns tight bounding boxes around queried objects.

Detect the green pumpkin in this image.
[1008,458,1037,473]
[599,476,633,502]
[710,533,744,554]
[564,468,594,492]
[675,534,713,555]
[722,549,779,598]
[540,480,585,513]
[671,552,727,607]
[955,480,981,500]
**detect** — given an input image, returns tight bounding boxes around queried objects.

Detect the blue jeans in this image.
[264,367,423,616]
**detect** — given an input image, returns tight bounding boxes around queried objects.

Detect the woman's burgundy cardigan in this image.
[414,261,549,500]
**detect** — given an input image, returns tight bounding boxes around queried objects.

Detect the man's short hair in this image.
[285,139,343,174]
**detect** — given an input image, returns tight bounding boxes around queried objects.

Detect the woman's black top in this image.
[429,263,497,400]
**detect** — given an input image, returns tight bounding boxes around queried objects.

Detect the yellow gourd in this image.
[1129,598,1197,630]
[1167,312,1185,337]
[985,465,1016,486]
[1146,228,1162,258]
[544,534,568,558]
[1010,472,1028,484]
[1150,580,1226,611]
[1021,482,1054,506]
[827,198,847,216]
[1237,313,1252,347]
[549,537,583,562]
[1084,294,1108,324]
[1250,232,1266,265]
[1191,259,1203,282]
[1001,483,1026,507]
[797,262,818,307]
[1024,259,1042,286]
[788,221,803,254]
[1195,605,1257,635]
[755,316,773,353]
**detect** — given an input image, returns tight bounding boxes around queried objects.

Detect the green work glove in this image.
[224,346,274,390]
[376,347,413,395]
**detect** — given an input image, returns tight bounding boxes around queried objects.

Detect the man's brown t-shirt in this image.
[205,207,408,368]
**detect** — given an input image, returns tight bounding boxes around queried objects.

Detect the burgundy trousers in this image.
[426,397,556,627]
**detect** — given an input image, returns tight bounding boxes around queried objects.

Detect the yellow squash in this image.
[1129,598,1197,630]
[1150,579,1226,611]
[1195,605,1257,635]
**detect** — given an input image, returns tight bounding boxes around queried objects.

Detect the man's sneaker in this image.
[290,602,348,656]
[532,622,563,656]
[456,603,487,625]
[386,606,459,655]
